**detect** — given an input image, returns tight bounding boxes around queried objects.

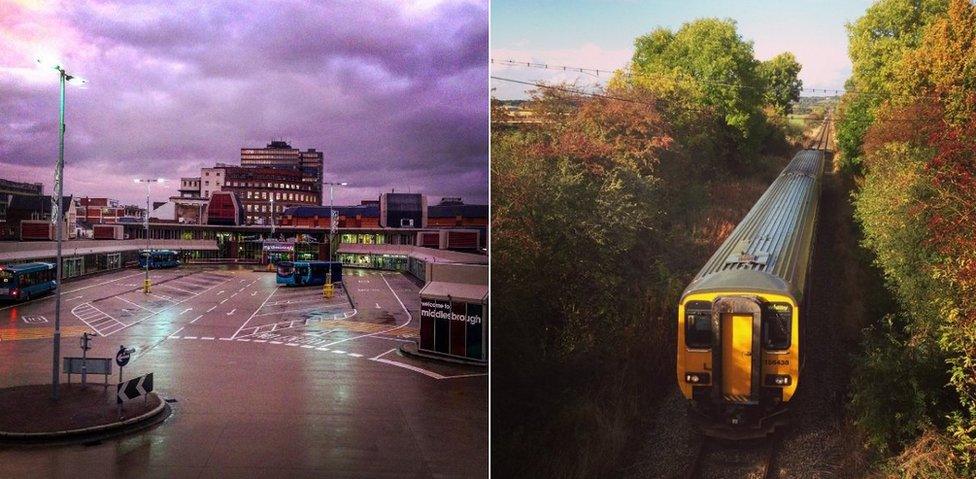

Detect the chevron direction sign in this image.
[117,372,154,404]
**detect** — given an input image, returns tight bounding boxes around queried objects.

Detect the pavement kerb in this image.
[398,342,487,368]
[0,392,168,440]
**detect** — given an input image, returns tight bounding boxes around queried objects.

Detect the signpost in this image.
[117,372,153,405]
[63,357,111,385]
[79,332,92,385]
[116,345,133,383]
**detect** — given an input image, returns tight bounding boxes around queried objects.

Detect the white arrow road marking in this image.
[180,308,193,315]
[226,308,237,316]
[375,303,381,309]
[251,291,257,296]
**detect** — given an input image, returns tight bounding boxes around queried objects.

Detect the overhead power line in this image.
[491,58,962,101]
[492,76,942,125]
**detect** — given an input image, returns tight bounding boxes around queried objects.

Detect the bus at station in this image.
[276,260,342,286]
[0,262,57,301]
[138,250,180,269]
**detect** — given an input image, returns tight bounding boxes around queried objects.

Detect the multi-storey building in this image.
[241,141,323,201]
[76,197,125,224]
[221,166,319,225]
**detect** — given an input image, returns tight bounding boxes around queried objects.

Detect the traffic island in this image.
[0,384,171,446]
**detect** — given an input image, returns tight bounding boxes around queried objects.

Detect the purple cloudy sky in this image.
[0,0,488,206]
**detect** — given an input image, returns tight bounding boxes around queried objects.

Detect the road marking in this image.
[207,305,217,313]
[184,336,198,340]
[317,347,330,351]
[230,292,238,298]
[201,336,215,340]
[252,339,267,343]
[68,295,83,301]
[375,303,381,309]
[372,357,446,379]
[301,345,314,348]
[226,308,237,316]
[220,298,228,304]
[180,308,193,315]
[348,353,363,358]
[169,336,180,339]
[115,296,156,312]
[149,292,176,302]
[217,290,225,295]
[332,350,346,354]
[190,314,203,324]
[231,285,280,339]
[219,337,233,341]
[269,341,283,344]
[251,291,257,296]
[286,343,299,346]
[0,271,145,312]
[159,284,196,294]
[319,274,410,348]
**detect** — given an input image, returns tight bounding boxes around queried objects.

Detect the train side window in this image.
[685,301,712,349]
[762,303,792,350]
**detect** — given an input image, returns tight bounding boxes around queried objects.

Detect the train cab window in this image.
[762,303,792,350]
[684,300,712,349]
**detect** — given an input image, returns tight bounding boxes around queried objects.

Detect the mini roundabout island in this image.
[0,383,171,446]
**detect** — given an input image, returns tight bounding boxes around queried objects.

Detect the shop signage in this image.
[262,241,295,253]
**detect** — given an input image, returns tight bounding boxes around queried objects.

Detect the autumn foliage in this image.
[847,0,976,473]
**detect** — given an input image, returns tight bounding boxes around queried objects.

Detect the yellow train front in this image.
[677,148,825,439]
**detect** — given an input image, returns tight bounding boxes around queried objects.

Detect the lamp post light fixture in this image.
[134,178,164,294]
[323,182,348,263]
[37,56,85,401]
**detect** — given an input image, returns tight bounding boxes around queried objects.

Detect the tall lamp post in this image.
[270,196,275,237]
[38,57,85,401]
[323,182,348,263]
[134,178,164,294]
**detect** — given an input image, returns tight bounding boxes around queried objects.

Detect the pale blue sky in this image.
[491,0,872,99]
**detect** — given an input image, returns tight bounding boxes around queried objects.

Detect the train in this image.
[0,262,58,301]
[275,260,342,286]
[138,250,181,269]
[676,130,828,438]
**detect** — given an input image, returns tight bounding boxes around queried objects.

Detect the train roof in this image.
[0,262,55,273]
[682,149,826,301]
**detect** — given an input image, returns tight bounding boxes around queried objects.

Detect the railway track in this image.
[683,432,781,479]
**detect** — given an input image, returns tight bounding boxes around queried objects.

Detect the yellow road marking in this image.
[0,325,93,342]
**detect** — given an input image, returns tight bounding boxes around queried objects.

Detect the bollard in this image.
[143,279,152,294]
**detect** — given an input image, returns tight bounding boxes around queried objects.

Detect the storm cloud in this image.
[0,0,487,205]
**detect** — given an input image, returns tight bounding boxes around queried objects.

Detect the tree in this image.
[629,18,766,159]
[759,52,802,114]
[837,0,947,169]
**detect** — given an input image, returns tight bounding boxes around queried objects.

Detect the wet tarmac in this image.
[0,265,487,478]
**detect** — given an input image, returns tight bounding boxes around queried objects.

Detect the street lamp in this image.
[38,56,85,401]
[134,178,164,294]
[323,181,348,263]
[270,196,275,237]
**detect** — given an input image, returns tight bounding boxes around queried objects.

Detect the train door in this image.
[721,313,753,399]
[712,297,762,403]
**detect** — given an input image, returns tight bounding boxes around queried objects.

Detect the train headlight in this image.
[765,374,791,387]
[685,373,710,384]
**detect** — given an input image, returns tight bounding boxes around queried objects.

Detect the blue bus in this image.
[138,250,180,269]
[0,262,57,301]
[276,261,342,286]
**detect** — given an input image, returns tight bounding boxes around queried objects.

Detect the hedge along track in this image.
[683,431,781,479]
